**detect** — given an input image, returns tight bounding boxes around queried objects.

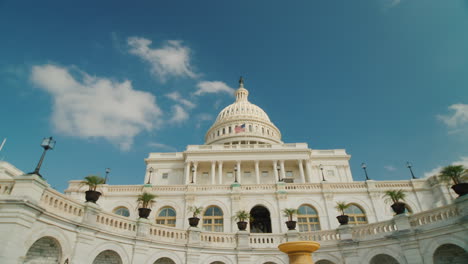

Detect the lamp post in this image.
[30,137,56,178]
[234,165,238,183]
[277,163,282,182]
[191,166,195,184]
[319,164,326,181]
[147,167,154,184]
[406,162,417,179]
[104,168,111,184]
[361,162,370,181]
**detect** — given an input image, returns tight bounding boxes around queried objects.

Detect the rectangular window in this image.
[262,171,269,177]
[162,173,169,179]
[244,171,251,177]
[202,172,209,177]
[327,170,334,177]
[286,171,293,178]
[229,127,232,133]
[227,172,233,178]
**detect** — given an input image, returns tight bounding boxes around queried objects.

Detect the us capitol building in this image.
[0,79,467,264]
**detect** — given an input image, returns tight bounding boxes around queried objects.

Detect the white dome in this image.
[205,78,282,145]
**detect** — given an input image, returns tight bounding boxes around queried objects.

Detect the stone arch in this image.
[421,233,468,263]
[314,253,341,264]
[111,201,134,217]
[145,251,183,264]
[336,197,374,221]
[23,226,71,262]
[294,198,326,216]
[201,255,234,264]
[361,246,404,264]
[88,242,130,264]
[316,260,335,264]
[198,198,230,230]
[245,199,278,217]
[92,250,122,264]
[369,254,400,264]
[153,257,176,264]
[255,255,287,264]
[433,243,468,264]
[24,236,62,264]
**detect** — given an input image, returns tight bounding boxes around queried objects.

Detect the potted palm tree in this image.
[137,192,156,219]
[234,210,251,231]
[383,190,407,215]
[283,208,298,230]
[83,175,105,203]
[187,205,203,227]
[439,165,467,197]
[335,202,350,225]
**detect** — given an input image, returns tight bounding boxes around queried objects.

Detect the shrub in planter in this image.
[187,205,204,227]
[234,210,251,231]
[83,175,105,203]
[439,165,468,197]
[335,202,350,225]
[137,192,156,219]
[383,189,407,215]
[282,208,297,230]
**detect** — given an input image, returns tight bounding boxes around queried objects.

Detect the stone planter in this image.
[138,208,151,219]
[452,183,468,197]
[286,220,297,230]
[336,215,349,225]
[188,217,200,227]
[85,190,101,203]
[391,202,406,215]
[237,221,248,231]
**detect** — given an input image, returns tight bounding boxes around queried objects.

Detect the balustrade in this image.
[96,211,137,235]
[0,179,14,194]
[352,220,397,239]
[249,233,286,248]
[201,232,236,248]
[409,204,459,227]
[40,189,84,219]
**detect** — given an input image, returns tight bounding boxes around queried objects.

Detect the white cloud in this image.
[165,91,196,109]
[30,64,162,150]
[128,37,196,82]
[437,104,468,134]
[423,157,468,178]
[195,113,214,128]
[384,165,397,172]
[194,81,235,96]
[169,105,189,124]
[148,142,177,152]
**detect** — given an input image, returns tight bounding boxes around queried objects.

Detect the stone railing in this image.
[0,179,14,195]
[300,229,340,242]
[201,231,236,248]
[352,219,397,239]
[149,224,187,244]
[249,233,286,248]
[409,204,459,227]
[152,185,187,192]
[241,184,277,191]
[40,189,84,220]
[96,211,137,235]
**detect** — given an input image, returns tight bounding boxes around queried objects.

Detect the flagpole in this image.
[0,138,6,152]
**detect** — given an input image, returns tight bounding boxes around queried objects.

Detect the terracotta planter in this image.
[391,202,406,215]
[138,208,151,219]
[188,217,200,227]
[336,215,349,225]
[452,183,468,197]
[85,190,101,203]
[285,220,297,230]
[237,221,248,231]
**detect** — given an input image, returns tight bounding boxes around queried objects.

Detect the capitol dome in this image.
[205,78,282,145]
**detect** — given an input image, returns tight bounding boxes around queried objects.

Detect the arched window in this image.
[344,204,367,225]
[156,207,176,227]
[370,254,399,264]
[93,250,122,264]
[113,207,130,217]
[433,244,468,264]
[203,206,223,232]
[154,257,176,264]
[24,237,62,264]
[297,205,321,231]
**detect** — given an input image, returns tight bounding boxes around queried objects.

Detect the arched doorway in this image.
[250,205,272,233]
[316,260,335,264]
[24,237,62,264]
[154,257,176,264]
[433,244,468,264]
[369,254,399,264]
[93,250,122,264]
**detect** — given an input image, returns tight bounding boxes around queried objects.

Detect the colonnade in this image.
[184,159,314,184]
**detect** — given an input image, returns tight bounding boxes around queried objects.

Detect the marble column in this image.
[305,160,313,183]
[280,160,286,180]
[298,160,305,183]
[237,161,241,183]
[273,161,279,182]
[255,160,260,184]
[193,162,198,184]
[218,161,223,184]
[211,161,216,184]
[185,162,191,184]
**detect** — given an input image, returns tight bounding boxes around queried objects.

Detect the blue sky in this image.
[1,0,467,191]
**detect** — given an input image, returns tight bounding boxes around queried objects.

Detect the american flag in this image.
[235,124,246,133]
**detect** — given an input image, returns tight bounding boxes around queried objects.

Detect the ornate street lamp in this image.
[191,166,195,184]
[361,162,370,181]
[30,137,56,178]
[406,162,417,179]
[104,168,111,184]
[277,163,282,182]
[147,167,154,184]
[234,165,238,183]
[319,164,326,181]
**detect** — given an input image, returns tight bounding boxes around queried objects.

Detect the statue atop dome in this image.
[239,76,244,87]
